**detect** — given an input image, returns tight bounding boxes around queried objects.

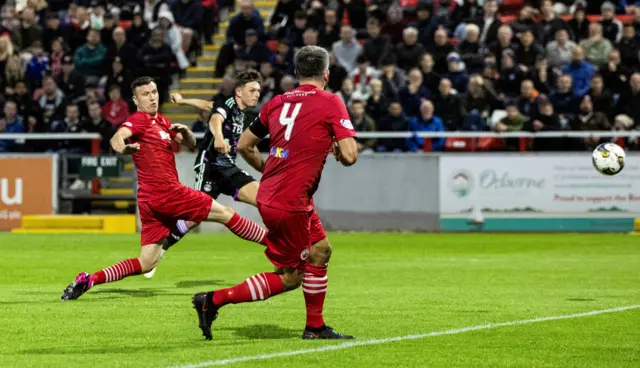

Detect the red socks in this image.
[303,264,328,328]
[225,213,267,245]
[89,258,142,288]
[212,272,283,307]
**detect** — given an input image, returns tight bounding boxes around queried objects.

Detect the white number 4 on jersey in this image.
[279,102,302,141]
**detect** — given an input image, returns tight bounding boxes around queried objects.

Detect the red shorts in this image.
[138,185,212,245]
[258,203,320,272]
[309,209,327,244]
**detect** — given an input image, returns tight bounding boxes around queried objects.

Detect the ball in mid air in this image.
[592,143,626,176]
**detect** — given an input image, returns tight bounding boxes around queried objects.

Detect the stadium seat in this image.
[477,137,505,151]
[445,138,476,152]
[400,0,418,7]
[118,20,132,29]
[499,15,517,24]
[267,40,278,52]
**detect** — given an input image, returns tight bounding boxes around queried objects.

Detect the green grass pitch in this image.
[1,233,639,367]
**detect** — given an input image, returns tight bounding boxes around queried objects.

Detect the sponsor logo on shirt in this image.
[340,119,354,130]
[269,147,289,159]
[123,122,132,127]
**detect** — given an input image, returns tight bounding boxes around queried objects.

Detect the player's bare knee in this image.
[310,240,332,265]
[278,269,303,291]
[207,201,235,223]
[137,254,159,273]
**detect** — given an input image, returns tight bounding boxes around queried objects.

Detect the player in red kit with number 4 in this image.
[61,77,267,300]
[192,46,359,340]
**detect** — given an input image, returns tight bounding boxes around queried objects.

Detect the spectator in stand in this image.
[191,109,209,133]
[381,5,407,45]
[634,8,640,37]
[8,81,43,126]
[396,27,425,73]
[318,9,340,49]
[90,2,107,30]
[412,3,434,46]
[302,28,319,47]
[377,99,408,152]
[99,13,117,51]
[49,38,66,77]
[615,73,640,127]
[600,49,630,97]
[340,0,368,30]
[563,46,594,97]
[516,79,539,118]
[270,0,301,37]
[50,103,91,153]
[514,30,544,70]
[141,0,171,30]
[580,23,613,68]
[456,23,483,74]
[243,29,272,67]
[600,2,623,44]
[510,6,536,35]
[494,102,528,132]
[364,78,385,119]
[39,75,66,124]
[487,25,515,71]
[282,10,308,49]
[617,24,640,71]
[102,84,130,126]
[407,100,444,152]
[473,0,501,46]
[362,18,391,68]
[0,100,24,153]
[327,51,348,92]
[25,41,48,90]
[336,78,355,106]
[588,74,614,118]
[443,52,469,94]
[127,11,150,49]
[497,49,526,100]
[137,28,175,105]
[56,55,86,103]
[332,25,362,73]
[569,95,611,151]
[349,55,380,101]
[432,78,465,131]
[106,27,136,73]
[87,100,113,152]
[419,53,441,93]
[536,0,573,46]
[428,28,454,75]
[43,12,70,53]
[18,8,43,51]
[568,3,589,43]
[399,68,431,118]
[379,55,406,99]
[201,0,217,45]
[524,99,563,151]
[170,0,203,58]
[549,74,579,124]
[74,29,106,80]
[349,99,377,152]
[258,61,281,108]
[462,75,500,131]
[69,6,91,51]
[227,0,264,45]
[157,10,190,71]
[546,29,576,70]
[279,75,295,93]
[2,55,25,95]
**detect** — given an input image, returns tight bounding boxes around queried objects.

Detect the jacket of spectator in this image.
[456,40,483,74]
[158,10,190,70]
[56,58,86,102]
[42,15,71,53]
[377,105,409,151]
[535,17,573,46]
[523,110,563,151]
[142,0,171,29]
[568,17,589,43]
[19,11,43,50]
[328,61,348,93]
[546,40,577,69]
[427,42,454,75]
[407,114,444,152]
[171,0,203,30]
[600,18,623,44]
[0,115,24,152]
[74,39,107,77]
[363,34,391,68]
[332,36,362,73]
[580,38,613,68]
[227,10,264,45]
[350,111,377,151]
[514,41,545,68]
[398,85,431,118]
[549,90,579,118]
[106,30,137,73]
[563,61,594,96]
[396,42,425,72]
[432,91,465,131]
[270,0,301,32]
[617,36,640,71]
[588,88,614,118]
[127,16,150,49]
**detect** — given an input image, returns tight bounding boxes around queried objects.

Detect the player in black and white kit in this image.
[144,70,263,278]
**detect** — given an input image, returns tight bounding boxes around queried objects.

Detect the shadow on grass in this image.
[92,288,161,298]
[0,296,122,305]
[175,279,225,288]
[566,298,596,302]
[221,324,300,340]
[20,340,248,355]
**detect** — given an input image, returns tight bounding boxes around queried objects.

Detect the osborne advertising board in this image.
[439,153,640,215]
[0,156,55,231]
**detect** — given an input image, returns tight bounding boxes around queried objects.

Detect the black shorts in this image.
[194,161,256,200]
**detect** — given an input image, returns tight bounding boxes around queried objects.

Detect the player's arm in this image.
[170,93,213,111]
[209,113,230,154]
[334,138,358,166]
[238,119,268,172]
[110,127,140,155]
[170,124,197,149]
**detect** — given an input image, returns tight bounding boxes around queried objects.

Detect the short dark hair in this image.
[294,10,307,20]
[131,76,155,94]
[294,46,329,80]
[109,84,121,92]
[591,73,603,80]
[234,69,263,89]
[356,54,368,64]
[380,54,396,67]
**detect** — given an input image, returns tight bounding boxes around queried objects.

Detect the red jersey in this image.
[257,84,357,212]
[121,111,179,202]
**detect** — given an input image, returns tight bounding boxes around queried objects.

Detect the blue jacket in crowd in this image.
[0,117,25,152]
[406,114,445,152]
[563,61,594,97]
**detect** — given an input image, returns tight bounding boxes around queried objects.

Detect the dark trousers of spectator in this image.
[202,6,216,44]
[215,43,235,77]
[460,112,488,131]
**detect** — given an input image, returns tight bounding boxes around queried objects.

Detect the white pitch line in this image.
[170,304,640,368]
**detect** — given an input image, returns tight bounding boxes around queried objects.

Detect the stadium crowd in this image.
[2,0,640,153]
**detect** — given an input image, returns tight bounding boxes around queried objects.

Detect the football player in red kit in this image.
[61,77,267,300]
[192,46,359,340]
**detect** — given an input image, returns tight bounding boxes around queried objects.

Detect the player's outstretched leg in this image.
[62,243,161,300]
[144,219,198,278]
[193,269,301,340]
[302,239,353,340]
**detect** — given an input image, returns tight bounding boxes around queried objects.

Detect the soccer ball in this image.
[592,143,626,176]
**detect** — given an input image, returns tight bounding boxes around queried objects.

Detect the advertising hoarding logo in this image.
[450,170,473,198]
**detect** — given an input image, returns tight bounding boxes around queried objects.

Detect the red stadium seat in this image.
[266,40,278,52]
[477,137,505,151]
[400,0,418,7]
[118,20,132,29]
[445,138,475,152]
[499,15,517,24]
